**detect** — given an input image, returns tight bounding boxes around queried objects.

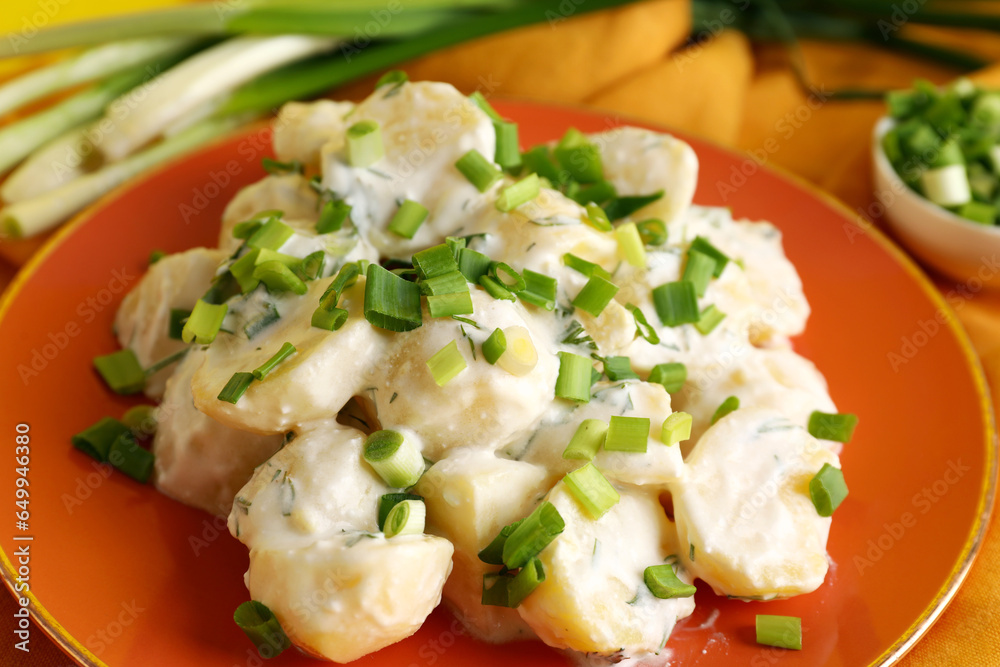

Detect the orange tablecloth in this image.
[1,1,998,665]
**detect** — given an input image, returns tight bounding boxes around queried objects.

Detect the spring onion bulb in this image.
[383,499,426,538]
[1,126,93,204]
[363,429,424,488]
[495,326,537,376]
[920,164,971,207]
[376,492,422,531]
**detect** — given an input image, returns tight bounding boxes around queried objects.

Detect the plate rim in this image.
[0,100,995,667]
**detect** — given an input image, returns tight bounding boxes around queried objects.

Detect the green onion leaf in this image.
[661,412,692,446]
[121,405,156,434]
[643,563,696,599]
[295,251,326,282]
[252,342,297,381]
[604,190,664,221]
[71,417,128,462]
[481,573,513,608]
[232,220,263,240]
[570,180,617,206]
[364,263,422,332]
[490,262,526,292]
[311,305,348,331]
[262,157,303,176]
[469,91,502,122]
[375,69,408,89]
[108,433,154,483]
[756,615,802,650]
[689,237,730,277]
[652,280,699,327]
[502,501,565,569]
[233,601,291,658]
[479,275,516,301]
[364,429,424,488]
[253,260,308,295]
[479,518,525,565]
[247,218,294,251]
[148,249,167,265]
[605,415,650,453]
[555,351,593,403]
[807,411,859,443]
[243,301,280,340]
[694,305,726,335]
[711,396,740,425]
[494,121,522,170]
[636,218,667,246]
[563,252,611,280]
[564,462,619,520]
[455,148,502,192]
[316,199,351,234]
[554,128,603,183]
[383,499,426,538]
[201,271,241,305]
[517,269,557,311]
[627,304,660,344]
[231,248,262,293]
[809,463,849,517]
[562,419,608,460]
[427,291,474,318]
[572,274,618,317]
[421,271,468,296]
[683,250,716,297]
[648,362,686,393]
[446,236,467,256]
[93,349,145,395]
[496,173,540,212]
[521,145,565,185]
[483,328,507,365]
[426,339,467,386]
[457,247,492,283]
[218,372,254,404]
[377,492,423,531]
[507,558,545,607]
[388,199,429,239]
[413,244,459,280]
[182,299,228,345]
[346,120,383,168]
[603,356,638,381]
[614,221,646,268]
[583,203,613,232]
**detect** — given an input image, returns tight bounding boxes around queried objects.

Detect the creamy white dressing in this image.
[113,79,847,665]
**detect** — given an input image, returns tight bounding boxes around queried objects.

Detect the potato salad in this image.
[86,75,856,664]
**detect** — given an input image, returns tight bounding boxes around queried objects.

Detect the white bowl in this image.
[871,116,1000,288]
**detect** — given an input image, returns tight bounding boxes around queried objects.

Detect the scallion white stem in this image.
[1,126,92,204]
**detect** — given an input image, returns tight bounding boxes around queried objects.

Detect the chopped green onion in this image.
[457,247,492,283]
[201,271,241,305]
[494,121,522,170]
[383,499,426,538]
[316,199,351,234]
[496,173,540,212]
[604,190,664,221]
[643,564,696,599]
[711,396,740,425]
[562,419,608,460]
[583,203,613,232]
[490,262,526,292]
[481,573,513,608]
[255,248,301,269]
[694,305,726,335]
[252,342,297,381]
[661,412,693,446]
[143,349,187,377]
[683,250,716,297]
[570,180,617,206]
[375,70,408,89]
[311,305,348,331]
[243,301,280,340]
[648,362,686,393]
[426,339,467,386]
[413,244,459,280]
[614,222,646,268]
[564,462,619,520]
[262,157,303,175]
[572,274,618,317]
[233,601,291,658]
[809,463,849,517]
[231,248,262,293]
[377,492,423,531]
[563,253,610,280]
[71,417,129,462]
[689,237,729,277]
[108,433,154,483]
[364,429,424,489]
[636,218,667,246]
[388,199,429,239]
[295,251,326,282]
[421,271,468,296]
[121,405,156,433]
[483,328,507,365]
[218,372,254,404]
[182,299,228,345]
[605,415,650,453]
[148,249,167,265]
[626,304,660,345]
[427,291,474,318]
[521,145,565,185]
[555,352,593,403]
[469,91,503,122]
[807,411,859,443]
[652,280,699,327]
[479,518,525,565]
[479,275,516,301]
[958,200,997,225]
[517,269,557,310]
[445,236,466,256]
[253,260,308,295]
[507,558,545,607]
[93,349,145,395]
[495,326,538,376]
[455,148,502,192]
[554,128,603,183]
[756,615,802,650]
[325,262,360,300]
[232,220,262,240]
[247,218,294,251]
[502,501,565,569]
[364,263,422,332]
[346,120,384,168]
[603,356,638,381]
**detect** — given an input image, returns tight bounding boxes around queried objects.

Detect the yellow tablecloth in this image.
[1,1,998,665]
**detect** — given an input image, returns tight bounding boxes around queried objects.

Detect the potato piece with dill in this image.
[272,99,354,172]
[114,247,226,399]
[153,349,284,516]
[217,174,320,252]
[516,481,695,656]
[671,408,839,599]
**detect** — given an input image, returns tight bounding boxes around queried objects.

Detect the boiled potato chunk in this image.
[672,407,838,599]
[247,533,453,663]
[217,174,320,252]
[518,482,695,656]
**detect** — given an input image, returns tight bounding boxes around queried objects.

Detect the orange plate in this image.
[0,102,996,667]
